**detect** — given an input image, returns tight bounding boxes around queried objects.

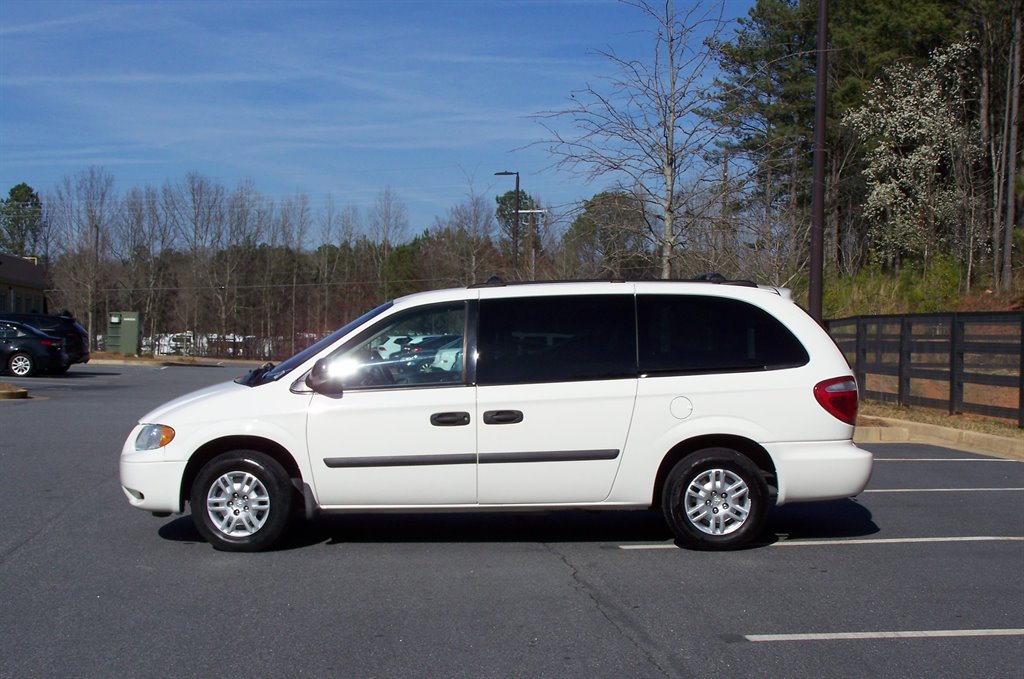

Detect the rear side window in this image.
[637,295,808,374]
[477,295,636,385]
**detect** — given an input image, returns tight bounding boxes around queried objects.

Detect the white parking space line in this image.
[863,487,1024,493]
[770,536,1024,547]
[744,629,1024,642]
[874,458,1020,462]
[617,536,1024,550]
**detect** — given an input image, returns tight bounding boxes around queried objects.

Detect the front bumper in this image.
[120,452,188,514]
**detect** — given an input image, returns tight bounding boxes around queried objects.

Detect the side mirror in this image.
[305,357,344,397]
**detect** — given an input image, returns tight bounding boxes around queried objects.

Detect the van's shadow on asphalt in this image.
[764,499,879,541]
[158,499,878,551]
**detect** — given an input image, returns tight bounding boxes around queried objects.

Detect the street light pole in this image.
[495,171,520,270]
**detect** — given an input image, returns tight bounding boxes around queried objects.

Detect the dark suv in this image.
[0,313,90,372]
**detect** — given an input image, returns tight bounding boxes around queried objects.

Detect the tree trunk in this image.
[1002,8,1021,290]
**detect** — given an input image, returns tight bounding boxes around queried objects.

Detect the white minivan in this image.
[120,279,872,551]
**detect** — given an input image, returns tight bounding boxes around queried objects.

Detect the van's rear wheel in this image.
[190,450,292,552]
[662,448,769,550]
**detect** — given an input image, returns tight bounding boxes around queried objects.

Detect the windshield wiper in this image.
[238,362,275,386]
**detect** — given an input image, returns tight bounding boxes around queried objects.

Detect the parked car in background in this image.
[429,336,465,373]
[0,320,67,376]
[0,313,89,372]
[398,334,458,371]
[374,335,412,359]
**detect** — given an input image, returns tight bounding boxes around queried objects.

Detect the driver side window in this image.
[327,302,467,389]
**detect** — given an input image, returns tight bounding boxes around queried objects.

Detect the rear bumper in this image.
[770,440,873,505]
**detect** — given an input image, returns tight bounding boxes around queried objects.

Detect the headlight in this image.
[135,424,175,450]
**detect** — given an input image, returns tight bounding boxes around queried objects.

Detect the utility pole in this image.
[809,0,828,324]
[518,209,547,280]
[494,171,520,270]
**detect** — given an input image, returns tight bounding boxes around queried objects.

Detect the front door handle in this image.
[430,411,471,427]
[483,410,524,425]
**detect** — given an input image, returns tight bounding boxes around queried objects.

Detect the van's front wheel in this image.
[662,448,769,550]
[190,451,292,551]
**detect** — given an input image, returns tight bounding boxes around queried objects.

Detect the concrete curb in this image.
[855,416,1024,461]
[88,358,232,368]
[0,385,28,400]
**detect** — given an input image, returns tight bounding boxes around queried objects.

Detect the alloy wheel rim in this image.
[10,355,31,376]
[683,468,751,535]
[206,471,271,537]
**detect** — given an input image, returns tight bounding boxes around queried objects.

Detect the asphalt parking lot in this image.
[0,364,1021,678]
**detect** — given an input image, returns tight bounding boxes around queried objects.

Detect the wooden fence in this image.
[826,312,1024,427]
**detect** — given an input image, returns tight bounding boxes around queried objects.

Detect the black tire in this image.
[662,448,770,550]
[8,352,35,377]
[190,450,293,552]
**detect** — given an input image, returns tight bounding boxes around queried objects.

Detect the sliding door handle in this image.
[483,410,524,425]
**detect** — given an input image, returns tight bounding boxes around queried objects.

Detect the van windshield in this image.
[237,301,393,387]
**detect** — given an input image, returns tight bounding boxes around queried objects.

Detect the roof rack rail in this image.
[467,274,758,289]
[469,275,507,288]
[690,272,758,287]
[469,276,628,288]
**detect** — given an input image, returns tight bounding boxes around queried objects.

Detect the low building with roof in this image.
[0,253,47,314]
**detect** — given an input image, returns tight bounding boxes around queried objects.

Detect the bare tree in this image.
[975,0,1023,291]
[426,191,496,286]
[46,167,117,347]
[313,196,359,333]
[202,179,269,355]
[537,0,729,278]
[111,185,175,348]
[368,186,409,299]
[276,193,311,356]
[161,173,226,340]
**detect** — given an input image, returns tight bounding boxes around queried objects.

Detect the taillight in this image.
[814,376,859,425]
[41,339,61,347]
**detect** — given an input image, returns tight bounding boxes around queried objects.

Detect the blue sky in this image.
[1,0,754,236]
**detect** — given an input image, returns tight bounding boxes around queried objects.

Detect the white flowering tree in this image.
[843,42,983,273]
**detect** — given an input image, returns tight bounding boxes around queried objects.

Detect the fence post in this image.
[898,315,910,407]
[826,310,1023,425]
[949,313,963,416]
[1018,313,1023,428]
[856,319,864,393]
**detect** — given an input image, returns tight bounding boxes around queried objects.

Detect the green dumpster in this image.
[107,311,141,355]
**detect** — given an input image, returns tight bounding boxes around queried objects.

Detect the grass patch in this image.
[860,400,1024,439]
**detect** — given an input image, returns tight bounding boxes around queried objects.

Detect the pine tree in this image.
[0,183,45,257]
